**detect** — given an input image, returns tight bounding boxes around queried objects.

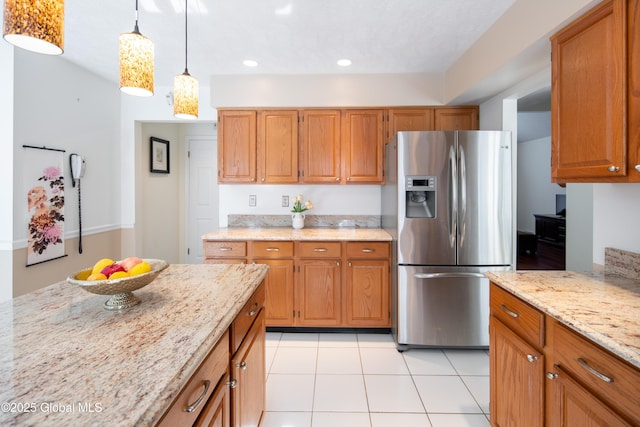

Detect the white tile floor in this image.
[263,332,490,427]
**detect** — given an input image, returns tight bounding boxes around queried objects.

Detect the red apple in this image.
[119,257,143,272]
[101,263,126,278]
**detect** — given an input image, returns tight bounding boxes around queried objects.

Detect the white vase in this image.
[292,212,305,229]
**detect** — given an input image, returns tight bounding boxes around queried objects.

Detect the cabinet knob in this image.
[236,361,247,370]
[526,354,538,363]
[635,165,640,172]
[546,372,558,380]
[226,379,238,389]
[335,177,340,181]
[607,165,620,172]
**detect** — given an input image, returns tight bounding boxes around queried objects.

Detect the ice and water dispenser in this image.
[405,176,436,218]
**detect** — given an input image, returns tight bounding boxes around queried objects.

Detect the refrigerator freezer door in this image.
[395,265,508,348]
[456,131,512,266]
[397,131,456,265]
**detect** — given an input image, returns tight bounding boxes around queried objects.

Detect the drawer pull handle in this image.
[185,379,210,413]
[226,379,238,389]
[546,372,558,380]
[247,302,259,317]
[218,247,233,251]
[314,248,328,252]
[236,361,247,370]
[577,358,613,383]
[266,247,280,252]
[361,249,375,253]
[526,354,538,363]
[500,304,519,318]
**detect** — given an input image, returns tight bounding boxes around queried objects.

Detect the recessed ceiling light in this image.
[337,59,352,67]
[243,59,259,67]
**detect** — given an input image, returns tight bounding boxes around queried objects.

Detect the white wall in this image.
[0,43,14,302]
[593,184,640,265]
[218,185,380,227]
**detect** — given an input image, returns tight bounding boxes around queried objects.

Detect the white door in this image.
[186,136,218,264]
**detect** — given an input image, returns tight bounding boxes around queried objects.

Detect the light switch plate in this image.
[249,195,257,207]
[282,195,289,207]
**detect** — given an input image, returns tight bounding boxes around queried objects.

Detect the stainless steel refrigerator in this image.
[382,131,513,350]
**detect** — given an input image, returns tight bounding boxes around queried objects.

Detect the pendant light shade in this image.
[174,72,198,119]
[3,0,64,55]
[119,0,154,97]
[174,0,198,119]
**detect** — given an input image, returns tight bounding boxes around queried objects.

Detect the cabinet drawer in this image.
[251,241,294,258]
[346,242,390,258]
[157,330,230,427]
[204,241,247,258]
[552,321,640,421]
[490,283,544,349]
[298,241,341,258]
[231,282,265,354]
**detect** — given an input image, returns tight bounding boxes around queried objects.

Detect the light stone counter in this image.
[201,227,392,241]
[0,263,268,426]
[485,270,640,369]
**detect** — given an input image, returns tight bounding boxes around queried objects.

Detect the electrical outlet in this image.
[249,195,257,207]
[282,195,289,207]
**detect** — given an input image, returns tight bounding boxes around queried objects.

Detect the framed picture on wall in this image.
[150,137,170,174]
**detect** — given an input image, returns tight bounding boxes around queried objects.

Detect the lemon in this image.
[92,258,115,275]
[108,271,129,280]
[87,272,107,281]
[129,261,151,276]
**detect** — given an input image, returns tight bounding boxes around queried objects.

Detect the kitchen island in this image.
[0,263,268,426]
[487,268,640,425]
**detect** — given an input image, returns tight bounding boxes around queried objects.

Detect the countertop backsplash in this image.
[228,214,381,228]
[605,248,640,280]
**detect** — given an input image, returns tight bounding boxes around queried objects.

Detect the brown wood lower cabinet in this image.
[157,283,266,427]
[490,282,640,426]
[203,239,391,328]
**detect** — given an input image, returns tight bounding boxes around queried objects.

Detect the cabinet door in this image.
[550,0,626,179]
[231,310,265,427]
[194,373,231,427]
[344,259,389,327]
[257,110,299,183]
[300,110,341,183]
[297,259,341,326]
[490,317,544,427]
[218,111,257,183]
[256,259,295,327]
[434,107,479,130]
[342,109,385,183]
[548,367,632,427]
[629,0,640,180]
[388,108,435,138]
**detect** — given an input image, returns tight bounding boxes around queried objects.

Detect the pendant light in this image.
[174,0,198,119]
[119,0,154,96]
[3,0,64,55]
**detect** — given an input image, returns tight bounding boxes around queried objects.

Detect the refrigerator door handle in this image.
[413,272,487,279]
[459,144,467,245]
[449,144,457,248]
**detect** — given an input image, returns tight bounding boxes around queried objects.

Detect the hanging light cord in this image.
[183,0,189,74]
[133,0,140,34]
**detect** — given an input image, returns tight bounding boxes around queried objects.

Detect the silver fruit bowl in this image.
[67,259,169,310]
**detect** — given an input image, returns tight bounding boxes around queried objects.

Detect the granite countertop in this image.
[485,270,640,369]
[0,263,268,426]
[202,227,392,241]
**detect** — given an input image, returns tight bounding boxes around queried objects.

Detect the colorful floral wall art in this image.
[25,147,65,266]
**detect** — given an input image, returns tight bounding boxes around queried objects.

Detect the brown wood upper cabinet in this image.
[434,107,479,131]
[257,110,299,183]
[218,110,257,183]
[550,0,640,182]
[300,109,342,183]
[342,109,385,183]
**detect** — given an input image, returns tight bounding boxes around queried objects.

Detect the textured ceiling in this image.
[59,0,517,88]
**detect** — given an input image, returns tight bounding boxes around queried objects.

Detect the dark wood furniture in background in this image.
[534,214,566,248]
